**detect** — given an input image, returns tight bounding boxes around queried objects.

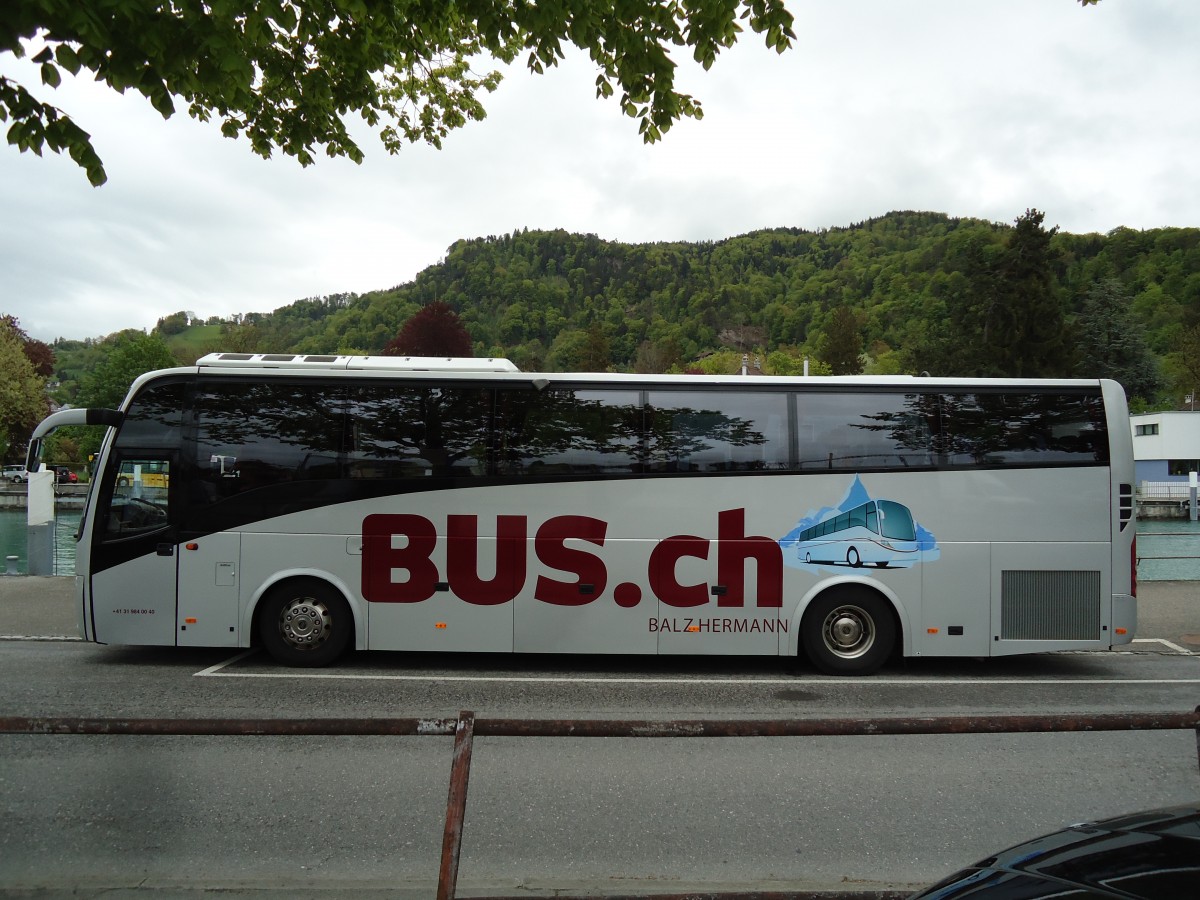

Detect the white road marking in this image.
[194,649,258,676]
[194,664,1200,685]
[1133,637,1194,654]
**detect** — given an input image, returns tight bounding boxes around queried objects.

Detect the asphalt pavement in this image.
[0,575,78,637]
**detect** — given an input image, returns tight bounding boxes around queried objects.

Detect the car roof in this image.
[912,804,1200,898]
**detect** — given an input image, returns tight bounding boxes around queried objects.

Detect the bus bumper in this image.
[1112,592,1136,646]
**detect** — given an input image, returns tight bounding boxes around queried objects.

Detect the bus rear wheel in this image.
[257,579,352,667]
[801,589,895,675]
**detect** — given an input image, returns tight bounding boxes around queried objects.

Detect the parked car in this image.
[3,465,29,483]
[908,804,1200,898]
[52,466,78,484]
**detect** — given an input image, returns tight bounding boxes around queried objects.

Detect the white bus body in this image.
[27,353,1137,674]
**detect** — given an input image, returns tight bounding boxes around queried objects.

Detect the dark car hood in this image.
[910,804,1200,899]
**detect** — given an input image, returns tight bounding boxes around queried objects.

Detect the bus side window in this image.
[193,380,344,501]
[347,384,489,479]
[798,393,934,471]
[496,388,641,477]
[646,391,788,473]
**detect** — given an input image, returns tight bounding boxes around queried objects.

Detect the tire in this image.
[257,579,353,667]
[801,589,896,675]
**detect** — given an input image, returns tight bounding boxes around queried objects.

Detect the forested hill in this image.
[173,210,1200,403]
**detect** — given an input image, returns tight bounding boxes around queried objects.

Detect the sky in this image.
[2,0,1199,344]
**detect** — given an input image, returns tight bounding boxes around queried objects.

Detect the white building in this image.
[1129,410,1200,483]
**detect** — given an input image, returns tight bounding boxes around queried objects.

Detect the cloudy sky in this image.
[2,0,1198,343]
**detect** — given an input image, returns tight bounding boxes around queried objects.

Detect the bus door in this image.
[175,529,241,648]
[90,455,178,646]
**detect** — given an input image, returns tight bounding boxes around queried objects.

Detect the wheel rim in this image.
[821,604,875,659]
[276,596,333,651]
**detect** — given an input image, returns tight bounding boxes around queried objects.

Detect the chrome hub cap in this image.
[822,605,874,659]
[278,598,332,651]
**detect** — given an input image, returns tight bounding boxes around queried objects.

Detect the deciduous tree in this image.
[384,301,472,357]
[2,0,795,185]
[1,313,53,376]
[76,331,178,409]
[0,317,48,458]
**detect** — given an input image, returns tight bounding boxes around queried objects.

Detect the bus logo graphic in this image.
[778,476,939,572]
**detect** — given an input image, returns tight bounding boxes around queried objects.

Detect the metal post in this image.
[437,711,476,900]
[1195,705,1200,774]
[26,468,54,575]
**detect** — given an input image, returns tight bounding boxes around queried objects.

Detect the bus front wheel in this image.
[801,589,895,675]
[257,579,353,667]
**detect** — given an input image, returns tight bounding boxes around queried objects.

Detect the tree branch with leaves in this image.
[1,0,795,186]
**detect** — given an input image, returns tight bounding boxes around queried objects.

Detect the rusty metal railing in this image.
[3,709,1200,900]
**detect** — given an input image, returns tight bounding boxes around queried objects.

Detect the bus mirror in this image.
[87,409,124,428]
[25,438,42,473]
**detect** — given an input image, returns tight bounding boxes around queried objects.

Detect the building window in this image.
[1168,460,1200,476]
[1135,423,1159,436]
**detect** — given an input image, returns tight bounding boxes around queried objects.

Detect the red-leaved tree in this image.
[383,302,472,357]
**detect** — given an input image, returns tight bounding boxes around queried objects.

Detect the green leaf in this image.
[55,45,82,75]
[41,63,61,89]
[149,90,175,118]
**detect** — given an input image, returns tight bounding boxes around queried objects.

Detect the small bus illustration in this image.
[793,499,918,569]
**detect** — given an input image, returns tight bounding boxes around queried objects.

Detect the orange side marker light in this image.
[435,622,447,630]
[927,628,939,634]
[184,617,197,624]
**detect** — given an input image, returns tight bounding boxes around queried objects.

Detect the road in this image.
[1,577,1198,898]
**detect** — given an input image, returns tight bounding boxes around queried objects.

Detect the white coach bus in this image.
[26,353,1137,675]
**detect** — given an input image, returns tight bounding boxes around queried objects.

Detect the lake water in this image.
[4,508,1199,581]
[0,508,82,576]
[1135,518,1200,581]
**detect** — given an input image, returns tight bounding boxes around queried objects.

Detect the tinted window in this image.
[937,392,1108,465]
[647,391,790,473]
[114,380,187,450]
[497,388,641,476]
[796,390,1107,470]
[797,393,934,470]
[192,381,344,505]
[346,383,490,479]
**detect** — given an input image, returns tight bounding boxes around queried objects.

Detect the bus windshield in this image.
[878,500,916,541]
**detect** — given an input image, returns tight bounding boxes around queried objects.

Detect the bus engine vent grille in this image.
[1119,483,1134,532]
[1000,570,1100,641]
